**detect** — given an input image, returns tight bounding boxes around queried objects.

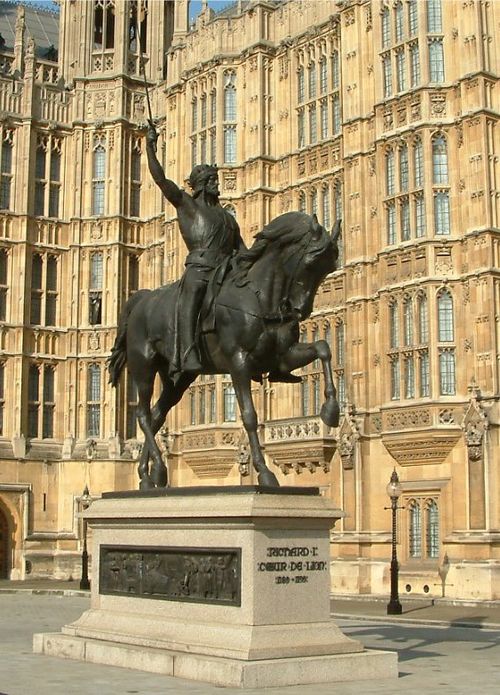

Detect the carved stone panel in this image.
[99,545,241,606]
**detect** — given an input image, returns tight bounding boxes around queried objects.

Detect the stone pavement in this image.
[0,583,499,694]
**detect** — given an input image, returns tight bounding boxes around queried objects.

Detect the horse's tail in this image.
[107,290,149,387]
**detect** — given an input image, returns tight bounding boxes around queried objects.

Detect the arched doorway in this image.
[0,506,9,578]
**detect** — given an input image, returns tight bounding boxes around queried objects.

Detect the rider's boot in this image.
[179,296,202,372]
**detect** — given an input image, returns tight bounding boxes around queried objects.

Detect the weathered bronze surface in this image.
[108,121,341,490]
[99,545,241,606]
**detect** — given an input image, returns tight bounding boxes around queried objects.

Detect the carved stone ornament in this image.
[461,380,488,463]
[337,403,360,470]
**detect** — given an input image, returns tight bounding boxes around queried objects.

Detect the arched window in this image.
[87,364,101,437]
[395,2,404,42]
[427,0,442,33]
[0,248,7,321]
[429,39,445,83]
[28,365,40,438]
[301,379,309,416]
[335,321,344,366]
[30,255,43,325]
[94,0,116,50]
[439,349,455,395]
[332,94,341,135]
[42,366,55,438]
[437,290,454,342]
[322,187,330,228]
[417,293,428,343]
[409,500,422,558]
[390,301,399,348]
[403,297,413,345]
[92,138,106,215]
[332,50,340,89]
[386,150,395,195]
[310,188,318,217]
[408,0,418,35]
[223,383,237,422]
[298,190,306,213]
[320,56,327,93]
[128,0,146,53]
[399,144,409,191]
[297,65,305,102]
[382,7,391,48]
[0,131,13,210]
[308,62,316,99]
[413,138,424,188]
[309,103,317,144]
[387,201,396,245]
[425,499,439,558]
[192,97,198,131]
[432,134,448,184]
[223,71,237,122]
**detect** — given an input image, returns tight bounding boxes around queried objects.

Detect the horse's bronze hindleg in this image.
[231,366,279,488]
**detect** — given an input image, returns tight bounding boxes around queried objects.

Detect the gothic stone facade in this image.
[0,0,498,600]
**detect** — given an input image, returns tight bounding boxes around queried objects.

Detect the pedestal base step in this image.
[34,632,398,688]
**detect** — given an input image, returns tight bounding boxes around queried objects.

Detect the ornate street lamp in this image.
[79,485,92,591]
[385,469,404,615]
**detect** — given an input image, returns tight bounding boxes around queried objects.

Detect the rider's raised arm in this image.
[146,123,183,208]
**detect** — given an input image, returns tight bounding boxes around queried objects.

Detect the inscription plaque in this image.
[257,545,328,585]
[99,545,241,606]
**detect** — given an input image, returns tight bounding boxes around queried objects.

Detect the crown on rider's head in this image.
[188,164,218,196]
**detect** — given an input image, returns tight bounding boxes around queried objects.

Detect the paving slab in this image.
[0,593,499,694]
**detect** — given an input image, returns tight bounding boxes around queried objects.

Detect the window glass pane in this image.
[390,303,399,347]
[32,255,43,290]
[93,145,106,179]
[409,502,422,557]
[414,138,424,187]
[382,8,391,48]
[332,95,341,134]
[309,104,317,144]
[90,253,103,290]
[439,350,456,395]
[403,299,413,345]
[429,39,445,82]
[36,147,46,179]
[391,357,400,400]
[427,0,442,33]
[1,141,13,174]
[399,145,409,190]
[405,356,415,398]
[320,57,327,93]
[395,2,404,42]
[410,43,420,87]
[50,150,61,182]
[336,322,344,365]
[408,0,418,35]
[223,384,236,421]
[434,192,450,235]
[396,51,406,92]
[298,66,305,103]
[386,151,395,195]
[35,182,45,216]
[192,97,198,131]
[0,249,6,285]
[308,62,316,99]
[383,55,392,97]
[438,291,454,341]
[28,365,39,401]
[419,351,430,397]
[223,126,237,163]
[46,255,57,291]
[332,51,339,89]
[301,379,309,416]
[418,295,428,343]
[401,198,410,241]
[415,195,425,237]
[426,501,439,558]
[432,135,448,184]
[387,202,396,245]
[320,101,328,140]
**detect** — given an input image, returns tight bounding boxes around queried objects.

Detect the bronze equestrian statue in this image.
[108,123,341,489]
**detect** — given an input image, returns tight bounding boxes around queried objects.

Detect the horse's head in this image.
[282,213,340,320]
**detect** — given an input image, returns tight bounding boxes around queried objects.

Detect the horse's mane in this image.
[237,212,318,267]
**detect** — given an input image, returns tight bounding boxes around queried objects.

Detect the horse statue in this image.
[108,211,341,489]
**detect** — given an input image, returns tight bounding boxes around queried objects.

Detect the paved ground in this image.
[0,585,499,694]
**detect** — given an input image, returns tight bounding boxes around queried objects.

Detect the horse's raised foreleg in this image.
[278,339,340,427]
[231,363,279,488]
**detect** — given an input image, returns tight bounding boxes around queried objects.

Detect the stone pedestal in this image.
[34,487,397,687]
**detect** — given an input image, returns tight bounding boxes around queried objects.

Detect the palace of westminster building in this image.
[0,0,498,600]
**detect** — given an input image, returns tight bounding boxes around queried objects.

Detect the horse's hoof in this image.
[151,463,168,488]
[258,469,280,488]
[320,399,340,428]
[139,477,155,490]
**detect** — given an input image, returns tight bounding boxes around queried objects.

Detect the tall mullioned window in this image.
[94,0,115,50]
[34,135,62,218]
[87,363,101,437]
[429,39,444,82]
[437,289,456,395]
[130,138,141,217]
[27,363,55,439]
[0,248,8,321]
[427,0,442,33]
[92,135,106,215]
[223,71,237,164]
[407,496,440,561]
[30,254,58,326]
[0,129,14,210]
[89,252,103,325]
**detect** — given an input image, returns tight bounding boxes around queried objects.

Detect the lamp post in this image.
[79,485,91,591]
[385,469,403,615]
